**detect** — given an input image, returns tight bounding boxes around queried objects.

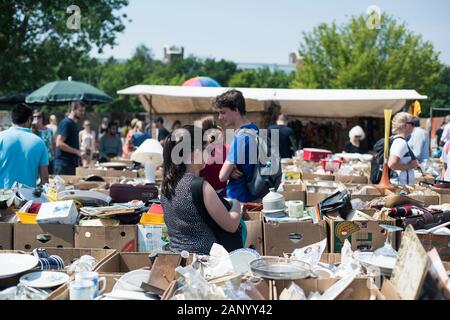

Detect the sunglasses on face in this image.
[33,115,43,119]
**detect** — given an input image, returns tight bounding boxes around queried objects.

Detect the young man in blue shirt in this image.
[216,90,259,203]
[54,101,85,175]
[0,103,49,188]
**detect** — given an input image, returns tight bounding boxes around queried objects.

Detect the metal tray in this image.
[249,256,313,280]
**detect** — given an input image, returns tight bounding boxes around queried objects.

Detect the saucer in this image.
[20,271,69,288]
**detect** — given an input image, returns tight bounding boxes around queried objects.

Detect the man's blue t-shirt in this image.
[0,127,49,188]
[55,117,79,166]
[226,123,259,202]
[133,132,150,147]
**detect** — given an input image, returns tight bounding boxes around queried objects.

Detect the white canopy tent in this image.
[117,85,427,118]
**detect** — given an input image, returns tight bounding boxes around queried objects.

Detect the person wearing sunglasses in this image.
[388,112,420,185]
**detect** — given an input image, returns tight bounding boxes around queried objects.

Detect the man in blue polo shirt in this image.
[216,90,259,203]
[54,101,85,175]
[0,103,49,188]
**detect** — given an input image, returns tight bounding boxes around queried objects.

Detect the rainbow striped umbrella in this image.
[182,76,221,87]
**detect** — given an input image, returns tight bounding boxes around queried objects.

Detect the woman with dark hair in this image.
[32,109,55,174]
[160,125,243,254]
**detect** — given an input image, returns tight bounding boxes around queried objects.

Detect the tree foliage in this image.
[427,67,450,114]
[0,0,129,94]
[229,68,294,88]
[293,14,442,102]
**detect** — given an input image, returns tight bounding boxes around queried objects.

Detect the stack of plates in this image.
[0,253,39,279]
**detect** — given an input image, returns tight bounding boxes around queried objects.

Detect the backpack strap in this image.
[390,136,417,184]
[191,176,209,218]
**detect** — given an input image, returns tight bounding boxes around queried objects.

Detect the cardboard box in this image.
[335,175,369,184]
[273,277,383,300]
[47,273,120,300]
[302,173,334,181]
[304,180,340,206]
[244,211,264,255]
[380,279,402,300]
[307,192,335,206]
[279,182,306,202]
[14,223,75,250]
[137,224,170,253]
[417,233,450,261]
[162,277,272,300]
[411,195,440,206]
[320,253,341,265]
[263,219,327,257]
[0,222,13,250]
[430,187,450,204]
[94,252,152,273]
[325,216,394,253]
[350,194,383,202]
[44,247,116,268]
[75,225,137,252]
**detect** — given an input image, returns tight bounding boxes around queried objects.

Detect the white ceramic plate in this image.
[20,271,70,288]
[113,269,151,292]
[0,253,39,279]
[229,249,261,274]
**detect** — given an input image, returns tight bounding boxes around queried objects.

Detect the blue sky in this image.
[92,0,450,65]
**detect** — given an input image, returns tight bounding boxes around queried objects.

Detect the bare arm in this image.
[219,161,235,182]
[38,166,49,185]
[219,160,243,182]
[203,181,241,232]
[388,155,419,171]
[56,135,80,157]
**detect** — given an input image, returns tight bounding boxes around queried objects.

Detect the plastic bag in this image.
[172,265,225,300]
[279,282,307,300]
[291,239,327,267]
[68,255,97,273]
[334,240,362,278]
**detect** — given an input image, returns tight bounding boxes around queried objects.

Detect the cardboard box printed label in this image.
[75,225,137,252]
[137,224,170,253]
[325,217,394,253]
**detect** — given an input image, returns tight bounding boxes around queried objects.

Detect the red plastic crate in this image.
[303,148,332,161]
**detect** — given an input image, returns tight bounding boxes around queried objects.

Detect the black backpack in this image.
[370,136,416,184]
[243,129,282,199]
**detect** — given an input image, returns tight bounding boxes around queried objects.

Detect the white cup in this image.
[288,200,304,218]
[75,271,106,298]
[69,279,96,300]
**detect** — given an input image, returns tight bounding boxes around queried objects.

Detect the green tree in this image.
[0,0,129,94]
[293,14,442,99]
[427,67,450,115]
[229,68,294,88]
[96,45,156,112]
